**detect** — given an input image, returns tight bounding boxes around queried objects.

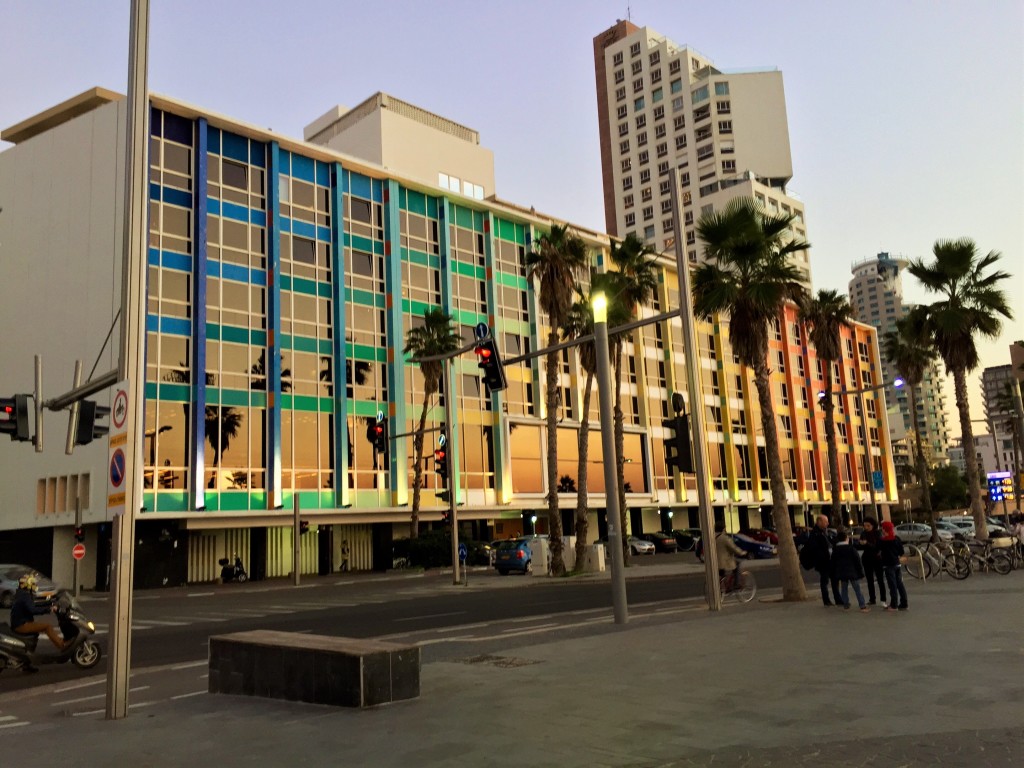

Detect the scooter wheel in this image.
[236,574,248,583]
[73,640,102,669]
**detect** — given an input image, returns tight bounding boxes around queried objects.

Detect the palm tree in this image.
[908,239,1013,539]
[694,197,809,601]
[883,310,939,538]
[206,405,244,487]
[526,224,589,575]
[404,308,461,538]
[561,274,630,570]
[607,234,659,563]
[799,289,854,528]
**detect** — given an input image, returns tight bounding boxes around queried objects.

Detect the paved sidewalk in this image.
[5,569,1022,767]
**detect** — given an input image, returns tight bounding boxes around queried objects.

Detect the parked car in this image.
[0,564,58,608]
[895,522,953,544]
[934,521,969,540]
[493,539,533,575]
[639,531,678,553]
[741,528,779,546]
[672,528,701,552]
[733,533,777,559]
[464,541,494,566]
[627,536,656,555]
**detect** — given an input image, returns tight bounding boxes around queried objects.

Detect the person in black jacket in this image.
[879,520,908,611]
[808,515,841,606]
[859,517,887,606]
[831,530,869,611]
[10,574,64,667]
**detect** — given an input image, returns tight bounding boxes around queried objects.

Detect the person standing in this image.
[879,520,909,612]
[831,530,869,612]
[859,517,887,606]
[808,514,841,606]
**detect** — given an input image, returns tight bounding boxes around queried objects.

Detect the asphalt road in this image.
[0,561,784,693]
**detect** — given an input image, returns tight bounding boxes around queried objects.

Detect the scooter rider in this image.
[10,574,64,656]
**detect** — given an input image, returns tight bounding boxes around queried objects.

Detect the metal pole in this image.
[444,358,460,586]
[106,0,149,721]
[65,361,83,455]
[668,171,721,611]
[74,497,82,599]
[33,356,43,453]
[293,495,301,586]
[593,302,627,624]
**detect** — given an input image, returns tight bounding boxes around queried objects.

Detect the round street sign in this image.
[112,388,129,430]
[73,543,86,561]
[474,322,489,340]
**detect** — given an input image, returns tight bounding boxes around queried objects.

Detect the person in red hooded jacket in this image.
[878,520,908,611]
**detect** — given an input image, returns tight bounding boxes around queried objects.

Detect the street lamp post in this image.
[593,293,628,624]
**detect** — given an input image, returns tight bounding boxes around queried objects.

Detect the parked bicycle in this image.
[904,541,970,580]
[966,539,1013,576]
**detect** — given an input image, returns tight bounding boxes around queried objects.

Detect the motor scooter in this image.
[0,590,102,673]
[219,554,248,583]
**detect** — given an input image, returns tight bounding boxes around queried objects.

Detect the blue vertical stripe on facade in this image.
[267,142,283,508]
[382,179,407,505]
[330,163,348,506]
[191,118,208,511]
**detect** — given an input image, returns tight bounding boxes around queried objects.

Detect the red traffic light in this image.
[475,345,492,361]
[434,449,446,460]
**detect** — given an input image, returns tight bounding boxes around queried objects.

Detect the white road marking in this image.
[171,660,207,670]
[130,618,189,626]
[171,690,206,700]
[54,686,149,707]
[53,679,105,693]
[187,592,215,598]
[508,614,555,623]
[393,611,466,623]
[501,622,558,633]
[0,715,18,722]
[170,615,227,622]
[0,722,29,729]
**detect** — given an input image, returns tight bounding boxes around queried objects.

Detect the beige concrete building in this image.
[592,20,811,285]
[304,92,495,203]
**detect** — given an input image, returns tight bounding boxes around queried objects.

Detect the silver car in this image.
[894,523,953,544]
[627,536,656,555]
[0,564,59,608]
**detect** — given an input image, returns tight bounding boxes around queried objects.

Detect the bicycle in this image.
[719,569,757,604]
[912,541,971,580]
[966,539,1012,576]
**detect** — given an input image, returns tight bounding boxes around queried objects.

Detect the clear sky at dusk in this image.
[2,0,1021,432]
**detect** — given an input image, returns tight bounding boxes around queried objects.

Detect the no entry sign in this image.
[73,543,86,561]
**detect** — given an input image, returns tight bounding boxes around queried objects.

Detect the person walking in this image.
[878,520,909,612]
[831,530,869,612]
[859,517,887,607]
[808,514,841,607]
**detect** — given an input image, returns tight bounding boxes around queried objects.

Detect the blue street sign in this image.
[872,470,884,491]
[474,322,489,340]
[438,432,447,447]
[376,410,385,423]
[458,542,467,562]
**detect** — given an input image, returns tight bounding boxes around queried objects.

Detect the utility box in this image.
[580,544,606,573]
[529,538,550,576]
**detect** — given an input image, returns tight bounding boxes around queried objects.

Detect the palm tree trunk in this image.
[574,371,594,570]
[545,333,565,575]
[613,353,629,566]
[909,385,936,540]
[822,368,842,528]
[953,366,987,538]
[410,391,430,539]
[752,357,806,601]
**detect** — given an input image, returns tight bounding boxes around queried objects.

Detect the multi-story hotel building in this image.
[0,87,894,590]
[592,20,812,285]
[849,252,950,484]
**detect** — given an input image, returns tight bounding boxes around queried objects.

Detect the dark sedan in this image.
[639,532,678,553]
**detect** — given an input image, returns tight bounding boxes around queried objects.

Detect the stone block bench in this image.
[208,630,420,708]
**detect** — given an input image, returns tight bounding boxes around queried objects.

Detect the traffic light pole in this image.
[293,495,301,586]
[74,497,82,599]
[106,0,150,721]
[444,357,460,586]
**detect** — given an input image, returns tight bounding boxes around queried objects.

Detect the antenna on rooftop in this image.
[627,6,631,21]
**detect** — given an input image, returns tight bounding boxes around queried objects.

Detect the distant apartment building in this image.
[592,19,811,285]
[849,252,950,484]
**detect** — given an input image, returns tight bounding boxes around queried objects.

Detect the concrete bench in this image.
[208,630,420,708]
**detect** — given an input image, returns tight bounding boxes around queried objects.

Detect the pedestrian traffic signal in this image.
[299,520,310,535]
[0,394,32,442]
[372,417,388,454]
[663,415,694,473]
[74,527,85,543]
[75,400,110,446]
[441,507,451,522]
[474,338,507,394]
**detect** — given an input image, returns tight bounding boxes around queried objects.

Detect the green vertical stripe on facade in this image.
[267,141,283,509]
[383,179,408,505]
[330,162,348,507]
[437,198,461,504]
[485,211,510,503]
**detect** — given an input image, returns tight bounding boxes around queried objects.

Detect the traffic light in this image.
[434,445,449,484]
[663,415,694,473]
[74,527,85,543]
[474,338,507,394]
[373,417,388,454]
[441,508,451,523]
[0,394,32,442]
[75,400,110,446]
[299,520,310,535]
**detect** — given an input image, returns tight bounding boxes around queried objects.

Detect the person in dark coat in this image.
[859,517,887,606]
[808,515,841,606]
[831,530,869,611]
[879,520,909,611]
